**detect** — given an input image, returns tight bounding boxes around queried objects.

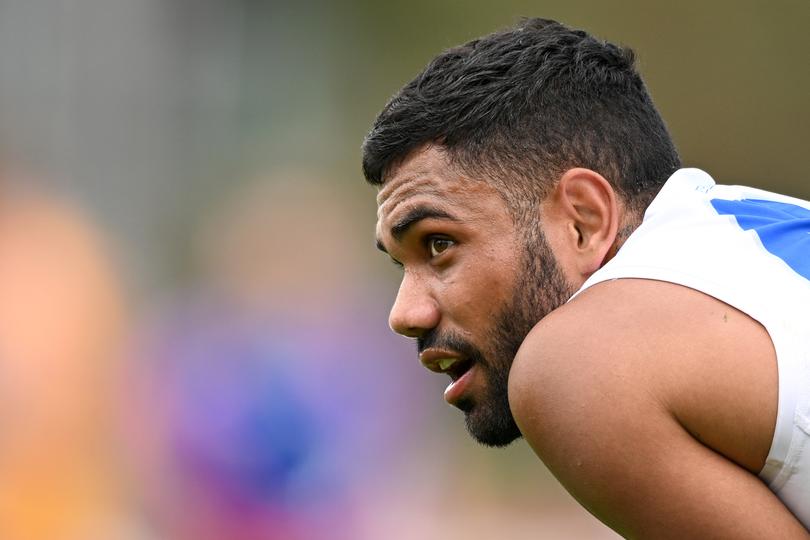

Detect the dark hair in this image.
[362,18,680,220]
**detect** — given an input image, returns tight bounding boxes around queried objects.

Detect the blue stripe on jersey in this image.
[711,198,810,281]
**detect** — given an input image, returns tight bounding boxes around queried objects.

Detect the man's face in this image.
[375,146,572,446]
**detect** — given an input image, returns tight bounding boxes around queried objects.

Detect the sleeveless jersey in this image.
[572,168,810,527]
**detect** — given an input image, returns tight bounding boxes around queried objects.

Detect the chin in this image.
[463,406,523,448]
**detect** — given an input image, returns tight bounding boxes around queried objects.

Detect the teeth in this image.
[437,358,457,371]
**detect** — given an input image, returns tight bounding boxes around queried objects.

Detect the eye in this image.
[428,236,454,258]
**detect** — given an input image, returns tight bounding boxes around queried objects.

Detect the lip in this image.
[420,348,474,384]
[419,348,463,374]
[420,348,477,408]
[444,365,476,406]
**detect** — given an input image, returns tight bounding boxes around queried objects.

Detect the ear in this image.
[542,168,621,279]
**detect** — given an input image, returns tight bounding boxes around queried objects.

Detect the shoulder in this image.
[508,277,777,474]
[505,278,805,537]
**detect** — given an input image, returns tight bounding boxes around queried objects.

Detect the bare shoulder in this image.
[509,277,777,472]
[507,278,797,537]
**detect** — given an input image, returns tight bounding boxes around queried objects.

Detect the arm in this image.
[509,279,809,538]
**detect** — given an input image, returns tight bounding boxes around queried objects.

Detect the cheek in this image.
[442,248,520,324]
[478,242,522,289]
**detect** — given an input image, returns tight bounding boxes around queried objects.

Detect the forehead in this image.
[376,146,505,227]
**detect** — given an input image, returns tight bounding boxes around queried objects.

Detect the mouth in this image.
[419,349,476,406]
[420,349,473,380]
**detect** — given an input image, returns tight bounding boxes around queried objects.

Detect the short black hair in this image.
[362,18,680,219]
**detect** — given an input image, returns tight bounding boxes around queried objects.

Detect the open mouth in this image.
[420,351,473,380]
[439,357,473,382]
[419,350,476,406]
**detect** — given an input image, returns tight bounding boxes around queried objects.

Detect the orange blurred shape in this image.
[0,189,127,539]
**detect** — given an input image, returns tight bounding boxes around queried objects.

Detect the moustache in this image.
[417,328,487,366]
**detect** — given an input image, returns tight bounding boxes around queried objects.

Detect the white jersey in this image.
[573,168,810,527]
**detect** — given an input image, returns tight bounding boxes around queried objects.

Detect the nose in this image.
[388,272,440,338]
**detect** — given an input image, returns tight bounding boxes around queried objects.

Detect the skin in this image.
[376,145,528,441]
[375,145,809,537]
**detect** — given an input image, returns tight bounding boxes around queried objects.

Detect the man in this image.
[363,18,810,538]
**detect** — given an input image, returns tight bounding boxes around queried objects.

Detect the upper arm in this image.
[508,279,808,538]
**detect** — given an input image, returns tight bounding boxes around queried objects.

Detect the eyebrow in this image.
[375,206,459,253]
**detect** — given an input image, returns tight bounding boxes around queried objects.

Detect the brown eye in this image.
[428,237,454,257]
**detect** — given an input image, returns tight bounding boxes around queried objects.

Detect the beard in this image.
[419,227,573,447]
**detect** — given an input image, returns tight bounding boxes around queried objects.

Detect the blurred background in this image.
[0,1,807,538]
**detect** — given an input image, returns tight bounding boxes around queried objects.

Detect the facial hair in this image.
[420,227,574,447]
